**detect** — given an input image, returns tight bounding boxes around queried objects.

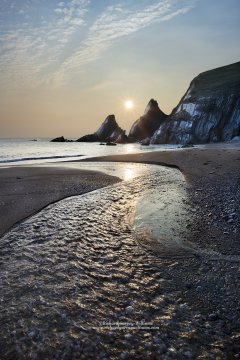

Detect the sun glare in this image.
[124,167,134,181]
[125,100,134,109]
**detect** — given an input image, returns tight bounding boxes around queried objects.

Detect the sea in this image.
[0,138,181,166]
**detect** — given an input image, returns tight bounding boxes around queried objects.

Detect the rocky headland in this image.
[51,62,240,145]
[151,62,240,144]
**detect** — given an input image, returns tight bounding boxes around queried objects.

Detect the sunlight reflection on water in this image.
[123,167,134,181]
[134,181,188,252]
[42,161,158,181]
[0,164,189,357]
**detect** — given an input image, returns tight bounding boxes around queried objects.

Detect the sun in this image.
[125,99,134,109]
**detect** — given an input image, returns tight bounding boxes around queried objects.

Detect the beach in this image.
[85,144,240,255]
[0,144,240,359]
[0,166,120,237]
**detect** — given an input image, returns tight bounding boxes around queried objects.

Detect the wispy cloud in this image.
[0,0,196,90]
[51,0,196,86]
[0,0,90,90]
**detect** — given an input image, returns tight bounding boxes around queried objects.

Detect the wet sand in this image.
[1,146,239,256]
[81,145,240,182]
[0,145,240,359]
[0,166,120,237]
[82,146,240,255]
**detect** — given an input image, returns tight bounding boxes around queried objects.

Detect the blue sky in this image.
[0,0,239,137]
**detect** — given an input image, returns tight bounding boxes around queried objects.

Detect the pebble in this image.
[27,331,35,337]
[153,337,163,344]
[208,313,219,321]
[120,352,129,360]
[183,350,193,358]
[179,303,189,309]
[124,334,132,341]
[168,347,177,354]
[125,306,134,315]
[158,343,167,354]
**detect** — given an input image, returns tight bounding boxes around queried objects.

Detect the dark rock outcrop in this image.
[76,134,99,142]
[140,137,151,146]
[50,136,73,142]
[77,115,128,143]
[128,99,167,142]
[115,131,130,144]
[95,115,119,141]
[151,62,240,144]
[51,136,66,142]
[106,142,117,146]
[231,136,240,142]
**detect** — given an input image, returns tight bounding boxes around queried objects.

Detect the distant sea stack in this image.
[51,136,73,142]
[77,115,129,143]
[128,99,167,142]
[151,62,240,144]
[51,62,240,145]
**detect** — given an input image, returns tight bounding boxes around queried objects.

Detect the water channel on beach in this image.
[0,163,192,358]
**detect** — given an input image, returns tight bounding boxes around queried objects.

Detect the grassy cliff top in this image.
[189,61,240,96]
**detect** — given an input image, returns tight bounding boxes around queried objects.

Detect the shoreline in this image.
[80,146,240,255]
[0,144,240,358]
[1,145,239,253]
[0,166,120,237]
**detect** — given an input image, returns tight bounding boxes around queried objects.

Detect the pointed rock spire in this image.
[77,114,129,143]
[128,99,167,141]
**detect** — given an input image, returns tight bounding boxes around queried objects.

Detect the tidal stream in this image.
[0,164,192,358]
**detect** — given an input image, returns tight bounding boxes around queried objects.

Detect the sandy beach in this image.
[0,166,120,237]
[84,145,240,255]
[0,144,240,359]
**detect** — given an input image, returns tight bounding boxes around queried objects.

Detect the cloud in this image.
[0,0,90,90]
[0,0,196,90]
[51,0,196,86]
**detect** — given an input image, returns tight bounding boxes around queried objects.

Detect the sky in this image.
[0,0,239,138]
